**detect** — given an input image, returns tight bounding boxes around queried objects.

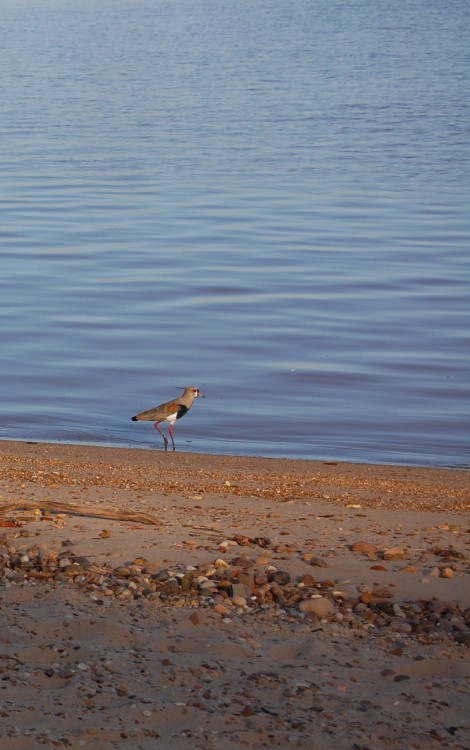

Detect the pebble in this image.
[231,583,252,598]
[231,596,247,607]
[213,603,231,616]
[270,570,291,585]
[238,572,256,589]
[255,555,270,565]
[351,541,377,556]
[389,620,412,634]
[0,540,468,645]
[298,597,334,617]
[383,547,407,561]
[440,567,454,578]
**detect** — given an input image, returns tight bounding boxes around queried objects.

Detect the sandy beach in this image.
[0,440,469,750]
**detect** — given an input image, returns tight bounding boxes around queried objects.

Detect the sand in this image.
[0,440,469,750]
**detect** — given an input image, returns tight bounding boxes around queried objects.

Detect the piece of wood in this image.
[0,500,163,526]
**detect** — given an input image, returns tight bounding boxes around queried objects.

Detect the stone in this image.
[351,541,377,555]
[298,597,334,617]
[230,556,252,569]
[231,583,252,598]
[389,620,412,634]
[232,596,247,607]
[383,547,407,560]
[270,570,291,585]
[213,603,231,616]
[238,572,255,589]
[440,567,454,578]
[255,555,270,566]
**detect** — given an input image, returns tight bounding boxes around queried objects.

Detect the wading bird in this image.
[131,386,205,451]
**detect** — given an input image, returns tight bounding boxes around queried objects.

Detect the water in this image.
[1,0,469,468]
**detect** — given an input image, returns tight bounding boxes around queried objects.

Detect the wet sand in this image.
[0,441,469,750]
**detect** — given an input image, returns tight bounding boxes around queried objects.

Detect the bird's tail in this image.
[131,408,156,421]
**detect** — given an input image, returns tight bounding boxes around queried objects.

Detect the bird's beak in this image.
[199,391,206,398]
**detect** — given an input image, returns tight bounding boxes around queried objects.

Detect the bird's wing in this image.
[132,398,187,421]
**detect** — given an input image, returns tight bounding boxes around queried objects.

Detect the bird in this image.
[131,386,205,451]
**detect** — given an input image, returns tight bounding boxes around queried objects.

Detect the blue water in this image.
[1,0,469,468]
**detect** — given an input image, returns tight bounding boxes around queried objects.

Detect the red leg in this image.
[154,421,168,451]
[169,424,176,451]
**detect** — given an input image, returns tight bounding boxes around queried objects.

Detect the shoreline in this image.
[1,434,468,470]
[0,438,469,512]
[1,439,469,749]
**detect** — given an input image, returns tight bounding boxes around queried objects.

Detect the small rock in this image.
[440,567,454,578]
[214,603,231,616]
[255,555,270,566]
[299,597,334,617]
[270,570,291,585]
[351,541,377,555]
[389,620,413,634]
[232,596,247,607]
[275,544,296,554]
[230,556,252,569]
[57,668,74,679]
[238,572,255,589]
[152,569,171,582]
[268,581,284,599]
[231,583,252,598]
[114,566,131,578]
[383,547,407,560]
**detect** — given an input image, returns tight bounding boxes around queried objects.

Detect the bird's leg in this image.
[154,422,168,451]
[169,424,176,452]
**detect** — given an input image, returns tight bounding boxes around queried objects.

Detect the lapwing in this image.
[131,386,205,451]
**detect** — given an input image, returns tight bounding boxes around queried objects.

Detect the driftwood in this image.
[0,500,163,527]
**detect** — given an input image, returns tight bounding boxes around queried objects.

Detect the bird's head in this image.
[177,386,205,398]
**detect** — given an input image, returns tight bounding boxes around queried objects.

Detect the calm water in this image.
[1,0,469,468]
